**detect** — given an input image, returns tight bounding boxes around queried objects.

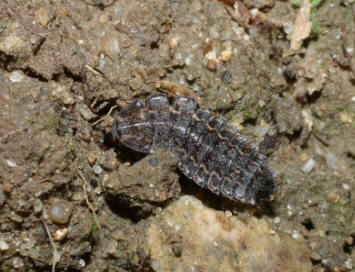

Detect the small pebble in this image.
[100,35,120,58]
[9,212,23,223]
[51,85,75,105]
[33,198,43,214]
[2,181,12,193]
[207,59,217,71]
[47,200,73,224]
[99,14,110,24]
[205,49,217,61]
[0,240,9,251]
[9,71,24,83]
[225,210,232,217]
[77,259,86,269]
[327,192,339,203]
[6,159,17,168]
[169,37,178,48]
[339,112,351,123]
[54,227,68,241]
[220,49,232,62]
[0,35,24,55]
[79,104,95,120]
[103,174,109,182]
[93,165,102,175]
[342,183,351,191]
[12,257,24,269]
[344,258,352,270]
[301,158,316,173]
[310,252,321,261]
[87,151,97,165]
[299,153,308,163]
[184,55,193,66]
[34,7,49,26]
[291,230,301,239]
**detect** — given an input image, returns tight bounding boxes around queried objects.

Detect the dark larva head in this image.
[105,121,121,146]
[112,100,154,153]
[244,166,277,206]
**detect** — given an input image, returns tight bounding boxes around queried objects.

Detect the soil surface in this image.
[0,0,354,271]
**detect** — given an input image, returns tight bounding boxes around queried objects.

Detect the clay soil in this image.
[0,0,354,271]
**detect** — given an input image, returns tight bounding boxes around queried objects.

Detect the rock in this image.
[67,207,92,240]
[272,94,303,134]
[87,151,98,165]
[34,7,50,26]
[100,34,120,58]
[5,159,17,168]
[0,240,9,251]
[93,165,102,175]
[207,59,217,71]
[69,241,91,257]
[221,49,232,62]
[141,196,312,272]
[294,56,328,97]
[54,227,68,241]
[0,34,28,56]
[301,158,316,173]
[79,104,95,120]
[9,70,24,83]
[47,199,73,224]
[169,37,178,49]
[50,84,75,105]
[105,150,180,215]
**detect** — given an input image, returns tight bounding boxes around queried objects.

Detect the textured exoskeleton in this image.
[108,94,277,206]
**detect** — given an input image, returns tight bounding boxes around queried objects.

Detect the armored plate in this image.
[108,94,277,206]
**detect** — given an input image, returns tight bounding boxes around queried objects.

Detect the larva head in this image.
[243,166,277,207]
[105,121,121,146]
[108,100,153,153]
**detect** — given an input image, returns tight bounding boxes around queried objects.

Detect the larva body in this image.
[108,94,276,206]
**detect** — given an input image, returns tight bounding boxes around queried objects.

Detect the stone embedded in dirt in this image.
[0,240,9,251]
[100,34,120,59]
[46,199,74,224]
[143,196,312,272]
[0,33,30,57]
[87,151,98,165]
[104,150,181,214]
[79,104,96,120]
[50,84,75,105]
[54,227,68,241]
[271,93,303,135]
[34,7,50,26]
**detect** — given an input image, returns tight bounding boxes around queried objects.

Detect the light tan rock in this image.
[146,196,311,272]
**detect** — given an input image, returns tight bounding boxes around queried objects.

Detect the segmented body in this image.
[108,94,276,206]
